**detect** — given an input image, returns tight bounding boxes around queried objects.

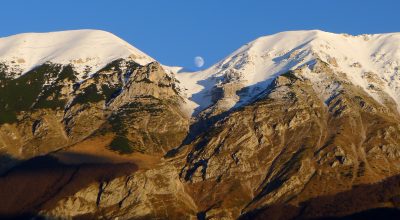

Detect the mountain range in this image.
[1,29,400,219]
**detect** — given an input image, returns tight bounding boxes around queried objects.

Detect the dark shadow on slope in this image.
[167,70,303,158]
[240,173,400,220]
[177,67,196,73]
[167,41,315,158]
[165,110,232,158]
[241,206,400,220]
[0,153,137,218]
[0,154,20,175]
[189,75,221,115]
[194,40,313,117]
[320,208,400,220]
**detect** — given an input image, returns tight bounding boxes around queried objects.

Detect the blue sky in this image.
[0,0,399,69]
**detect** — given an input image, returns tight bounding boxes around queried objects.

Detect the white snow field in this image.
[0,29,154,79]
[175,30,400,114]
[1,29,400,115]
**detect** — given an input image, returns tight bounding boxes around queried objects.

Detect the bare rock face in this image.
[27,59,400,220]
[0,60,189,172]
[105,62,189,154]
[200,81,245,119]
[2,58,400,220]
[2,36,400,219]
[178,61,400,219]
[0,64,77,172]
[42,160,197,219]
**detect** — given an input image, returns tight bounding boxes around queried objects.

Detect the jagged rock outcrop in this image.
[1,30,400,220]
[104,62,189,154]
[178,60,400,219]
[0,59,189,173]
[32,60,400,220]
[42,159,197,219]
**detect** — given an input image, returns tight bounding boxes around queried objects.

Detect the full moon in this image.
[194,56,205,68]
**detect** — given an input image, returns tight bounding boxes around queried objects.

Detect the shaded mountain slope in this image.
[0,30,400,219]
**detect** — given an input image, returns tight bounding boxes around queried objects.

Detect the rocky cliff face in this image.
[1,30,400,220]
[179,60,400,219]
[0,58,189,173]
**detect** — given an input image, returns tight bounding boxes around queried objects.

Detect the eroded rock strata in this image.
[1,30,400,219]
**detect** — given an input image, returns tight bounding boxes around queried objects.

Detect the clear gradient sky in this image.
[1,0,399,69]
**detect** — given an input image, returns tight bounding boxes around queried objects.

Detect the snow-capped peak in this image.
[0,29,154,79]
[2,29,400,116]
[176,30,400,115]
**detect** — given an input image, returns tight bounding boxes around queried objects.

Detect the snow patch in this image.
[0,29,154,80]
[176,30,400,115]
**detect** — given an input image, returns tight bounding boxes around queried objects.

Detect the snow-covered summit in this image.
[176,30,400,115]
[0,29,154,78]
[2,29,400,115]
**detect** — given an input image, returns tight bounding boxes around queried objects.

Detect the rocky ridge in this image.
[0,30,400,219]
